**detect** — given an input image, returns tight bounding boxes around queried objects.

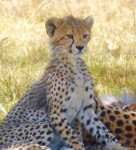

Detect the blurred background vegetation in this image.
[0,0,136,122]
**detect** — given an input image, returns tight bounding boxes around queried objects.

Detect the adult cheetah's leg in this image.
[77,106,123,150]
[122,102,136,111]
[0,123,54,147]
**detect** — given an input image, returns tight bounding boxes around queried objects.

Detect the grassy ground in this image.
[0,0,136,122]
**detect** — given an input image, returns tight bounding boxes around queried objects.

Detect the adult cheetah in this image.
[83,94,136,148]
[0,15,123,150]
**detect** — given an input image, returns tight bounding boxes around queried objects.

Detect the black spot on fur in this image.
[40,131,45,135]
[102,141,106,146]
[94,117,98,122]
[104,122,111,129]
[71,87,74,92]
[33,132,36,136]
[115,128,123,133]
[131,113,136,117]
[97,126,101,129]
[38,141,43,145]
[43,125,48,128]
[117,120,124,126]
[107,110,111,114]
[109,115,115,121]
[133,120,136,126]
[85,86,89,91]
[134,139,136,144]
[58,122,62,127]
[89,95,93,99]
[66,130,70,135]
[36,136,41,139]
[100,106,104,110]
[125,125,132,131]
[89,128,94,134]
[108,106,113,109]
[114,110,120,115]
[125,140,130,145]
[102,126,106,130]
[60,108,67,113]
[101,111,106,117]
[46,131,52,135]
[125,133,133,138]
[47,137,52,141]
[86,119,91,125]
[123,114,130,119]
[36,125,40,129]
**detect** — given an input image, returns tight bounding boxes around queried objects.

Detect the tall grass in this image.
[0,0,136,122]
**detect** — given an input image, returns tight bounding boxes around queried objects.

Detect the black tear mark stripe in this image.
[70,28,74,52]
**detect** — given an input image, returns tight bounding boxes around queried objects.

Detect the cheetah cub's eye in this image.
[83,34,88,38]
[67,34,73,39]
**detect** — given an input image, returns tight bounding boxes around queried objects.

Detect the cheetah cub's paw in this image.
[106,143,127,150]
[60,147,74,150]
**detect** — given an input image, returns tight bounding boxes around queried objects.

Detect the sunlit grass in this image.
[0,0,136,122]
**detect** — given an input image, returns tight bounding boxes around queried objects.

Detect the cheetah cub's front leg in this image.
[75,58,124,150]
[77,83,123,150]
[78,108,124,150]
[47,74,85,150]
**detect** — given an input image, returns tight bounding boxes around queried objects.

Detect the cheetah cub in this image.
[1,16,123,150]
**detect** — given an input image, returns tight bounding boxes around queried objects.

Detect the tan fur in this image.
[0,16,123,150]
[83,95,136,148]
[122,102,136,111]
[45,16,93,56]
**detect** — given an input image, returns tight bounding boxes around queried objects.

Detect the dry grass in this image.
[0,0,136,122]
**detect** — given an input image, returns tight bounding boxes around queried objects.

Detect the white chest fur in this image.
[65,72,85,124]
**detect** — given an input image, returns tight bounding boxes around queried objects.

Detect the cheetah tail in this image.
[98,91,135,108]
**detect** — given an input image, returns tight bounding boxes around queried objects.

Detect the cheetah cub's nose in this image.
[76,45,84,51]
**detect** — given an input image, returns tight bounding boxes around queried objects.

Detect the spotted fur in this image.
[1,143,50,150]
[83,95,136,148]
[0,16,122,150]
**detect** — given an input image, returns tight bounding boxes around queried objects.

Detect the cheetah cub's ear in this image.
[45,17,61,37]
[84,16,94,29]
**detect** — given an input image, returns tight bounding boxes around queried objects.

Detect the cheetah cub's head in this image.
[45,15,93,57]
